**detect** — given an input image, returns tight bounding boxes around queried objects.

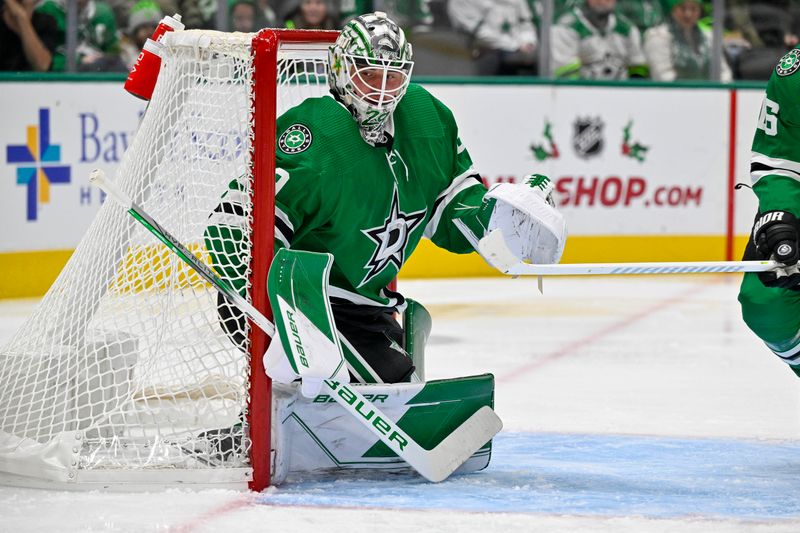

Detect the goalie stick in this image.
[90,169,502,483]
[479,229,780,276]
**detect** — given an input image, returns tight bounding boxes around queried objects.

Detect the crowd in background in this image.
[1,0,798,81]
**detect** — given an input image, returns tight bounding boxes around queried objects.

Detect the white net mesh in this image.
[0,30,334,486]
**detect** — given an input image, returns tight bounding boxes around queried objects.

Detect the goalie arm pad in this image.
[484,175,567,265]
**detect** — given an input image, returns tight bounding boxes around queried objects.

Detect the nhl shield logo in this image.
[572,117,604,159]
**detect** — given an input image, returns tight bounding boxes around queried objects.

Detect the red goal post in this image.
[249,28,339,491]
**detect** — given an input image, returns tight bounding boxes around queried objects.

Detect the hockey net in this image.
[0,29,337,490]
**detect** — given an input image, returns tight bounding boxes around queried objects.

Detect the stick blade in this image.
[415,406,503,483]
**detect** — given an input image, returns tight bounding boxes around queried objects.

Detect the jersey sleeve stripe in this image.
[275,230,291,249]
[208,201,247,229]
[213,201,246,217]
[276,168,290,195]
[751,167,800,184]
[423,170,483,239]
[275,208,295,241]
[751,153,800,183]
[208,212,247,229]
[221,187,247,205]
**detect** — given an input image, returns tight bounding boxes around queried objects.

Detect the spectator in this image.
[643,0,731,82]
[448,0,538,75]
[340,1,433,33]
[0,0,59,71]
[616,0,663,35]
[119,1,161,69]
[282,0,338,30]
[108,0,203,33]
[256,0,278,27]
[155,0,205,28]
[229,0,267,32]
[552,0,648,79]
[37,0,126,71]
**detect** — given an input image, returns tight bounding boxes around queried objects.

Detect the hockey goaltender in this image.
[202,11,567,483]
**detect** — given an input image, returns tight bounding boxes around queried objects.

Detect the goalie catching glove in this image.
[484,174,567,265]
[751,210,800,289]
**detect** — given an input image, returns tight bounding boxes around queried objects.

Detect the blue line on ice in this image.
[259,432,800,519]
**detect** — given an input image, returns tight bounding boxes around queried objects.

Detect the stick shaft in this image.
[478,228,777,276]
[504,260,777,276]
[91,169,275,336]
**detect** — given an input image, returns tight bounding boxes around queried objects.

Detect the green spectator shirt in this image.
[616,0,664,34]
[205,84,492,310]
[750,46,800,217]
[37,0,120,71]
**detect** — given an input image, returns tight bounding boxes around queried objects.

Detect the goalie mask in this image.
[328,12,414,144]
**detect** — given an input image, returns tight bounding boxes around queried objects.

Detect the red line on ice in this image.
[170,495,252,533]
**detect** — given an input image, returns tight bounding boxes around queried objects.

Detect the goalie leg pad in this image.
[403,299,432,382]
[266,249,349,397]
[276,374,497,478]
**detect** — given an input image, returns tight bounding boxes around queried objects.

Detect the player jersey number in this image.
[757,97,780,137]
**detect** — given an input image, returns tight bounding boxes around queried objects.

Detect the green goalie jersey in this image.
[751,46,800,217]
[205,83,493,310]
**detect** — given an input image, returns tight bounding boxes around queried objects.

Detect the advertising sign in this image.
[1,82,145,252]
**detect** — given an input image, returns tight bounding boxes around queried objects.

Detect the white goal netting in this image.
[0,30,333,488]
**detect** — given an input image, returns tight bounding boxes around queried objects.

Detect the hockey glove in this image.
[752,210,800,289]
[485,173,566,265]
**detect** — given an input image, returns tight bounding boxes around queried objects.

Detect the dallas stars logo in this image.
[777,49,800,77]
[359,185,426,287]
[279,124,312,154]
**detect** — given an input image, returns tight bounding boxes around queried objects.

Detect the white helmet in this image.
[328,12,414,144]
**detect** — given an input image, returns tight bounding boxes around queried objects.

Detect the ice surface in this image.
[1,275,799,532]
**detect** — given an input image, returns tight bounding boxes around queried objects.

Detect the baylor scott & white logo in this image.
[777,49,800,76]
[279,124,313,154]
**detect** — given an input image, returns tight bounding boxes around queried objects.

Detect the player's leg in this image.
[332,303,415,384]
[739,272,800,375]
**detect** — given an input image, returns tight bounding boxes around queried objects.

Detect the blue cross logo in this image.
[6,108,71,221]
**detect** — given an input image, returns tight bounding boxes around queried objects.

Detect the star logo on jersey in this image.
[777,49,800,76]
[359,186,426,287]
[279,124,313,154]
